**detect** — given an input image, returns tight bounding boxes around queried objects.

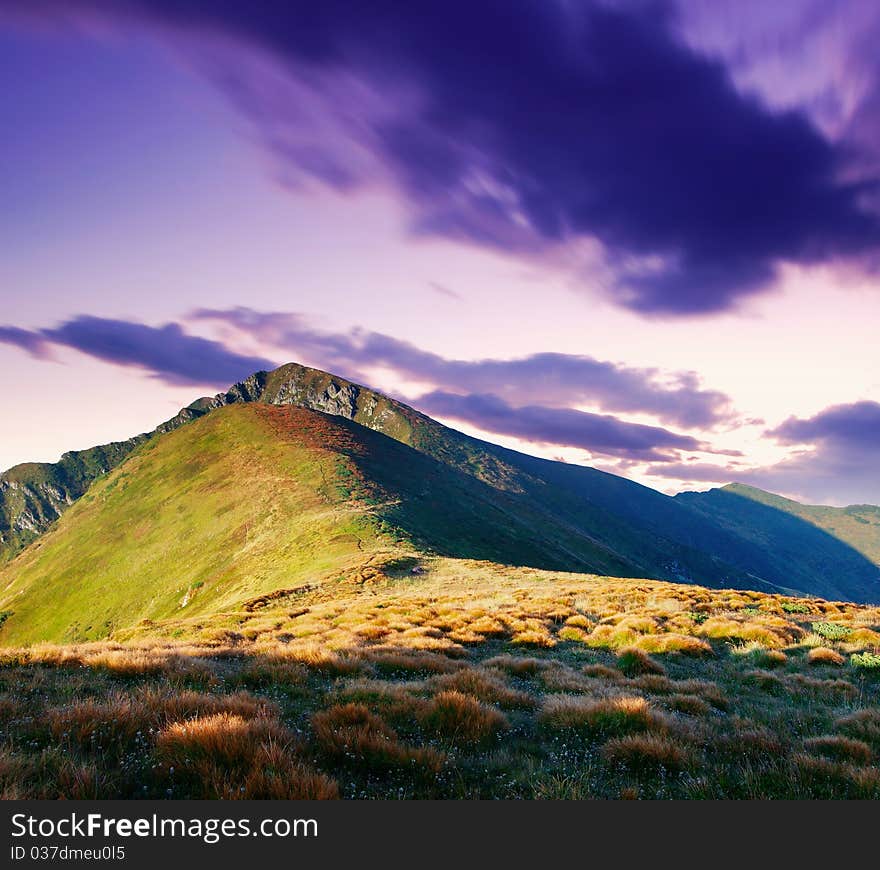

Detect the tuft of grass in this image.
[428,668,534,709]
[601,734,693,773]
[312,703,445,772]
[419,691,509,744]
[664,694,711,716]
[538,695,667,737]
[803,735,873,764]
[616,647,665,677]
[835,709,880,746]
[807,647,845,667]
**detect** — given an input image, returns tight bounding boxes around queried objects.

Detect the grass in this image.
[0,560,878,798]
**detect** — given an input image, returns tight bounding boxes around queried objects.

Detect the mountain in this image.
[1,363,878,644]
[676,483,880,601]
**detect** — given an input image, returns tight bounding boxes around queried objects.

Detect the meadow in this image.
[2,557,879,799]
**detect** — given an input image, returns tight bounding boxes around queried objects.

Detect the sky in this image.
[1,0,879,506]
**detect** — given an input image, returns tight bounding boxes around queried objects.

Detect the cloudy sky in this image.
[1,1,879,505]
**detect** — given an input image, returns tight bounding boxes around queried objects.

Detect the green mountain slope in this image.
[676,484,880,602]
[0,403,648,645]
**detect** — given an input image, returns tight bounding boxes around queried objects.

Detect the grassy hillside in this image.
[0,403,649,646]
[0,406,390,644]
[1,561,879,799]
[677,484,880,602]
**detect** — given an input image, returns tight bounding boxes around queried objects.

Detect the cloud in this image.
[416,390,704,461]
[1,309,722,461]
[0,326,52,359]
[190,307,734,428]
[646,401,880,503]
[769,400,880,447]
[0,316,275,387]
[6,0,880,314]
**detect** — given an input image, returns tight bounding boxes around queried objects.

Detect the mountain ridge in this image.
[1,362,878,610]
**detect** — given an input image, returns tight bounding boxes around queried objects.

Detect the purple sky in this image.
[1,1,879,505]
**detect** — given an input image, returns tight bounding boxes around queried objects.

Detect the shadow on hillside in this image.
[677,490,880,604]
[347,422,880,603]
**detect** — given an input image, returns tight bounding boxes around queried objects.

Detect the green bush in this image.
[812,622,851,641]
[851,652,880,671]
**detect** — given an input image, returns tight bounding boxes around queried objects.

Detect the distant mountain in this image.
[1,362,878,644]
[676,483,880,601]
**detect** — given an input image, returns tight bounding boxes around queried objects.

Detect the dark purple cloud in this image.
[191,306,733,428]
[770,401,880,447]
[417,390,704,462]
[0,326,52,359]
[6,0,880,314]
[0,316,275,387]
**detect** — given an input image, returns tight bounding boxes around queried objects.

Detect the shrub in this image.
[601,734,693,772]
[851,652,880,672]
[812,622,851,642]
[782,602,811,614]
[419,691,509,744]
[616,647,665,677]
[807,647,845,667]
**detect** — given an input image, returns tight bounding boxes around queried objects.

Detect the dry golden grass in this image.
[601,734,694,772]
[419,691,509,743]
[364,649,462,674]
[157,713,338,799]
[2,559,880,798]
[625,674,675,695]
[664,693,711,716]
[312,703,445,772]
[616,647,666,677]
[807,647,845,666]
[539,694,667,737]
[427,667,534,709]
[803,735,873,764]
[582,664,623,681]
[156,713,289,766]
